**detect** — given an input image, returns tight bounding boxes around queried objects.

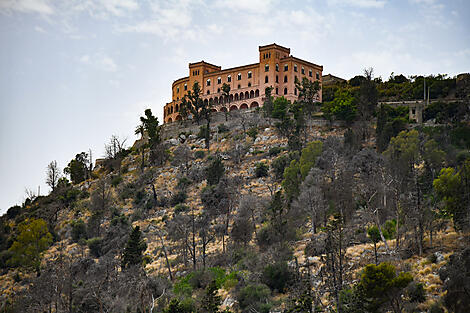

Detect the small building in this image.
[163,44,323,123]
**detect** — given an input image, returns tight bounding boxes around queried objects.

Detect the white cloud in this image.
[79,53,117,72]
[79,54,90,64]
[0,0,54,15]
[328,0,387,8]
[214,0,276,12]
[100,56,117,72]
[34,25,46,33]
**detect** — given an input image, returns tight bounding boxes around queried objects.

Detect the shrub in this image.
[174,204,189,214]
[198,125,209,139]
[194,150,205,159]
[268,146,283,156]
[205,156,225,186]
[111,175,122,187]
[170,191,187,206]
[254,162,269,178]
[237,283,271,312]
[71,219,87,242]
[262,261,293,292]
[218,124,229,133]
[177,177,192,190]
[247,127,258,139]
[87,237,103,257]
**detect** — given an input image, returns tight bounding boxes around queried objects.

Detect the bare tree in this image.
[46,160,61,191]
[104,135,127,160]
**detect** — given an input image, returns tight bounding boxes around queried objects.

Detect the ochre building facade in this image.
[164,44,323,123]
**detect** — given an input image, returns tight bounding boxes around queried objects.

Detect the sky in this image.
[0,0,469,214]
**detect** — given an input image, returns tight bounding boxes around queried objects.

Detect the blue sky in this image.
[0,0,469,214]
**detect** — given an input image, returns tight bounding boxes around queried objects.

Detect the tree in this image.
[135,123,146,171]
[367,226,381,265]
[434,160,470,231]
[46,160,61,191]
[8,218,52,275]
[122,226,147,269]
[358,263,413,313]
[221,82,231,121]
[322,89,357,123]
[104,135,127,160]
[358,67,378,121]
[201,280,221,313]
[295,76,321,115]
[185,82,213,149]
[64,152,90,184]
[140,109,165,165]
[205,156,225,186]
[439,248,470,313]
[262,86,274,118]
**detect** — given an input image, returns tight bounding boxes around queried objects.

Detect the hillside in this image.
[1,77,470,313]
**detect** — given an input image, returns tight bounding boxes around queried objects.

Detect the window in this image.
[248,71,252,79]
[217,77,221,84]
[227,75,231,82]
[217,88,220,93]
[294,88,297,95]
[284,64,288,71]
[265,64,269,72]
[412,108,416,115]
[184,83,187,90]
[248,82,252,87]
[294,64,298,72]
[238,73,242,80]
[284,76,288,83]
[207,90,210,95]
[276,87,279,95]
[177,97,179,100]
[206,79,211,86]
[301,67,305,74]
[177,87,179,93]
[276,75,279,83]
[309,70,312,77]
[265,75,269,83]
[238,84,241,89]
[284,88,288,95]
[295,75,298,83]
[276,63,279,72]
[316,72,320,80]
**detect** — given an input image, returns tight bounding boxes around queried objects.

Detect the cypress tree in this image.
[121,226,147,269]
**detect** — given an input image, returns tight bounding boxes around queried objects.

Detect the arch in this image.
[211,108,217,112]
[240,103,248,109]
[229,94,233,102]
[229,105,238,111]
[175,104,179,112]
[209,97,213,103]
[167,118,173,123]
[204,99,208,105]
[214,98,218,104]
[255,89,260,97]
[250,90,254,98]
[250,101,259,108]
[245,91,249,99]
[170,106,173,114]
[219,96,224,104]
[240,92,244,100]
[175,115,182,121]
[220,107,227,112]
[235,94,239,101]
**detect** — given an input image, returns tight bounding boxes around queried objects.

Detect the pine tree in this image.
[201,280,221,313]
[121,226,147,269]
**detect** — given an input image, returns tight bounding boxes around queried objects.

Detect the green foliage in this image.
[198,125,209,139]
[376,104,409,152]
[217,124,229,133]
[170,191,187,206]
[254,162,269,178]
[194,150,205,159]
[424,101,469,124]
[8,218,52,273]
[174,203,189,215]
[322,89,357,122]
[237,283,271,312]
[434,160,470,230]
[64,152,89,184]
[450,124,470,149]
[111,175,122,187]
[367,226,381,244]
[299,141,323,179]
[268,146,284,156]
[439,248,470,313]
[140,108,161,146]
[201,280,221,313]
[205,156,225,186]
[163,298,194,313]
[247,127,258,139]
[358,263,413,312]
[271,152,298,181]
[262,261,293,292]
[295,76,321,116]
[86,237,103,257]
[71,219,87,242]
[383,220,397,239]
[121,226,147,269]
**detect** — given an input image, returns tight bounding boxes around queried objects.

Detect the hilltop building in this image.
[164,44,323,123]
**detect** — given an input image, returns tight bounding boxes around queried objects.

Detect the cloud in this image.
[79,53,117,72]
[0,0,54,15]
[328,0,387,8]
[213,0,276,12]
[34,25,46,33]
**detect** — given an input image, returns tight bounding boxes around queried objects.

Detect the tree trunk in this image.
[374,242,378,265]
[205,119,210,150]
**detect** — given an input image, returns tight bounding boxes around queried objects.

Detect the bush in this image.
[198,125,209,139]
[174,204,189,214]
[170,191,187,206]
[205,156,225,186]
[177,177,192,190]
[262,261,293,292]
[87,237,103,257]
[218,124,229,133]
[237,283,271,312]
[247,127,258,139]
[268,146,283,156]
[111,175,122,187]
[254,162,269,178]
[194,150,205,159]
[71,219,87,242]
